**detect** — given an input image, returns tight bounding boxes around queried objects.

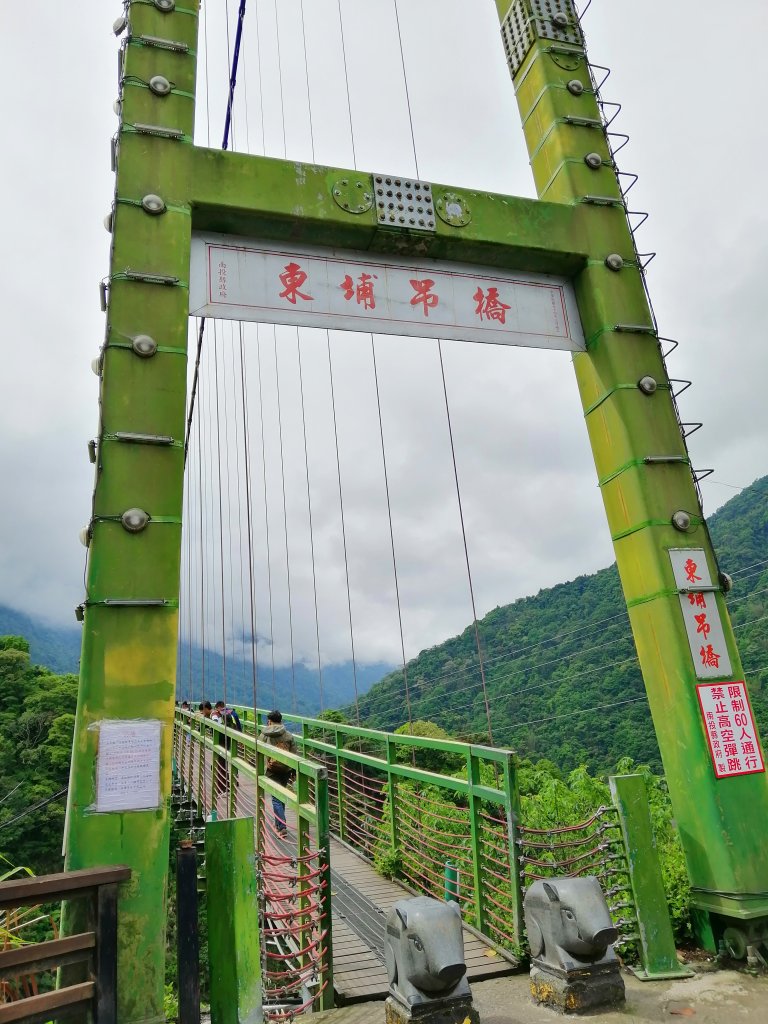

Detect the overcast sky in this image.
[0,1,765,675]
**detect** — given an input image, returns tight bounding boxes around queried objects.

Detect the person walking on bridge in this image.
[259,710,298,836]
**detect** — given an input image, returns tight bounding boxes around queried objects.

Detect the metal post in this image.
[492,0,768,934]
[444,862,459,903]
[95,883,119,1024]
[466,751,486,933]
[176,841,201,1022]
[335,728,348,844]
[385,736,400,858]
[501,751,525,948]
[206,817,263,1024]
[609,774,691,979]
[314,765,335,1010]
[62,4,200,1020]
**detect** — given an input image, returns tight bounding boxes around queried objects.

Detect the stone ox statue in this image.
[385,896,473,1015]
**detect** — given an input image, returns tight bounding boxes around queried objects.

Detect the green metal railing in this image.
[180,706,685,986]
[173,710,335,1014]
[237,708,525,954]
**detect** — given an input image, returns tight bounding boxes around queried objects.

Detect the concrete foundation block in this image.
[530,962,625,1014]
[385,995,481,1024]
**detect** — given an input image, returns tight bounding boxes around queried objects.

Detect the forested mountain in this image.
[0,605,82,675]
[353,477,768,772]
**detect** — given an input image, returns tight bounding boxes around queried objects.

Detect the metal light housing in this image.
[141,194,166,215]
[149,75,172,97]
[121,508,151,533]
[671,510,692,532]
[131,334,158,358]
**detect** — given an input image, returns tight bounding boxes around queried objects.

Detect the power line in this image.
[495,695,648,734]
[0,789,68,832]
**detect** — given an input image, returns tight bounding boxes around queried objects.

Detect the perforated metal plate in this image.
[500,0,582,78]
[373,173,435,231]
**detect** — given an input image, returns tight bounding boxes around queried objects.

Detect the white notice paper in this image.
[95,719,162,812]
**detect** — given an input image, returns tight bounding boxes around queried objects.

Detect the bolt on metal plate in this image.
[331,177,373,215]
[373,173,435,231]
[501,0,582,78]
[435,191,471,228]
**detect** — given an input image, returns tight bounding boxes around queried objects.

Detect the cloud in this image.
[0,0,765,677]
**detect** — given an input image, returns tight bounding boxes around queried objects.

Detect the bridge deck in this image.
[328,837,516,1004]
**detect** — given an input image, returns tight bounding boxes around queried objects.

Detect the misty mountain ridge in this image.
[2,475,766,748]
[352,476,768,772]
[0,604,391,715]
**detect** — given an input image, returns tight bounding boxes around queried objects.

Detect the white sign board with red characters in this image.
[669,548,732,679]
[696,682,765,779]
[189,235,585,352]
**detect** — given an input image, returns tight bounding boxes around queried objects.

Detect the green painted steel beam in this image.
[492,0,768,931]
[61,4,199,1022]
[206,817,263,1024]
[184,147,590,274]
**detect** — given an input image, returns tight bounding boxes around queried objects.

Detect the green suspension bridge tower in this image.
[63,1,768,1018]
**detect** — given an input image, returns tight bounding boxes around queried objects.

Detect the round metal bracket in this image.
[153,0,175,10]
[331,178,373,215]
[121,508,151,533]
[149,75,172,97]
[141,194,166,215]
[605,253,624,272]
[671,510,692,533]
[435,192,471,228]
[723,926,748,961]
[584,152,603,170]
[132,334,158,358]
[567,79,584,96]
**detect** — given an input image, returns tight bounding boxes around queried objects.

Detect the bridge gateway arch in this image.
[63,1,768,1019]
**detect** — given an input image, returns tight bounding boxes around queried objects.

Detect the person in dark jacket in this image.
[259,710,298,836]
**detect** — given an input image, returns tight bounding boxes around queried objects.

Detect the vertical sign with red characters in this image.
[696,682,765,779]
[669,548,732,679]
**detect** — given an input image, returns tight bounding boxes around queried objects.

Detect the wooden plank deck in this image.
[329,838,516,1004]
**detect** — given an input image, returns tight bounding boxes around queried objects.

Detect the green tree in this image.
[0,639,78,874]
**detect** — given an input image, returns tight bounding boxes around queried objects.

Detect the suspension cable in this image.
[256,327,278,705]
[436,341,494,743]
[326,332,361,724]
[369,335,413,730]
[273,328,298,713]
[238,324,260,715]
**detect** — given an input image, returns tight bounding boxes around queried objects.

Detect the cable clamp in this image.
[579,194,625,208]
[111,431,178,447]
[562,115,603,128]
[130,33,190,53]
[643,455,688,465]
[123,122,186,140]
[614,323,656,335]
[117,269,183,287]
[78,599,179,617]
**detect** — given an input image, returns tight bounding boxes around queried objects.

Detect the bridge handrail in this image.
[231,705,524,949]
[173,709,334,1012]
[176,708,326,813]
[239,706,514,764]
